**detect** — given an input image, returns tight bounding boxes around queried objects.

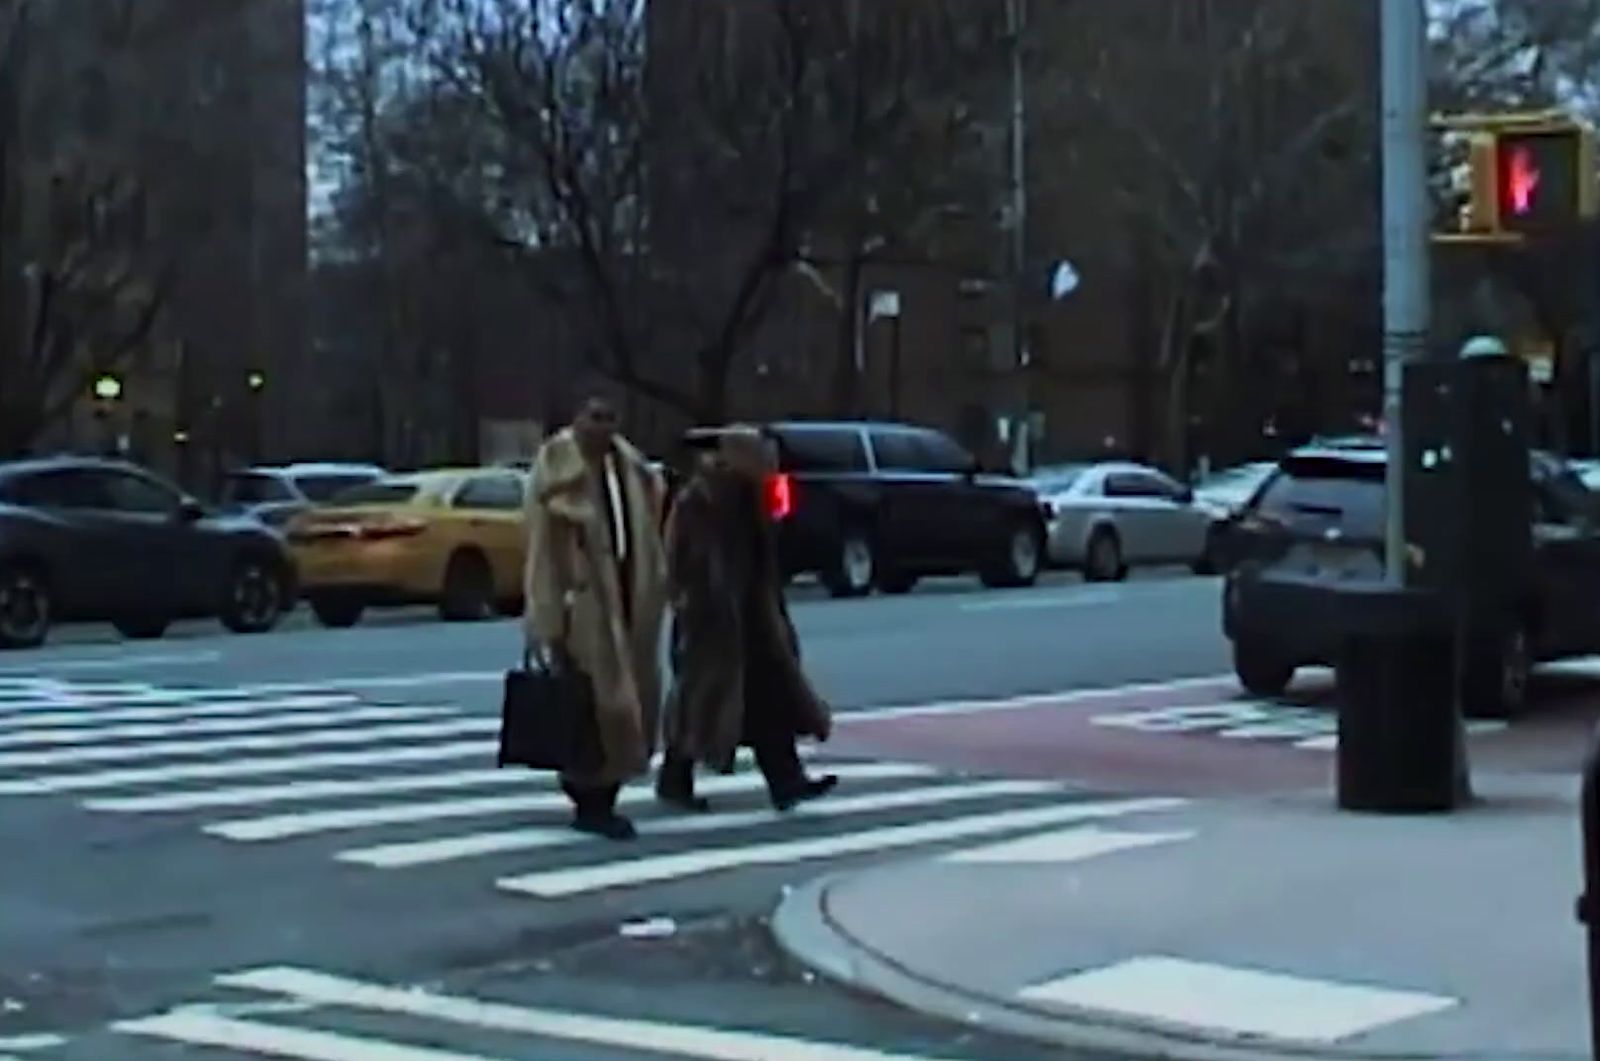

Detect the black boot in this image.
[565,783,637,841]
[656,751,710,812]
[755,740,837,812]
[771,772,838,813]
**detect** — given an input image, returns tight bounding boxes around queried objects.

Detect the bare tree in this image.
[1052,1,1375,468]
[1430,0,1600,111]
[407,0,1009,423]
[0,0,174,457]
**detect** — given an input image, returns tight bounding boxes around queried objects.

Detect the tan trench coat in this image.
[522,428,667,786]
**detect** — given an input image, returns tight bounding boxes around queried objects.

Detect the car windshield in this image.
[328,481,420,506]
[1254,457,1386,539]
[294,473,381,502]
[1200,464,1267,489]
[223,473,293,504]
[1029,466,1085,493]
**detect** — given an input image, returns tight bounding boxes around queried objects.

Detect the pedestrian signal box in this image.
[1437,112,1598,237]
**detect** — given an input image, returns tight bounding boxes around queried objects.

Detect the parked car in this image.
[1031,461,1217,579]
[1192,461,1277,518]
[222,463,387,528]
[1571,458,1600,492]
[1222,441,1600,717]
[287,468,526,627]
[0,457,295,649]
[684,421,1047,598]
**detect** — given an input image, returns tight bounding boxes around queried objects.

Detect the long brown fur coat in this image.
[522,428,667,786]
[662,463,831,773]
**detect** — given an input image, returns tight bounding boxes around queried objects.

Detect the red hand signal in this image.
[1506,145,1541,215]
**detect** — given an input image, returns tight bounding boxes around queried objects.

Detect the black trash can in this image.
[1327,582,1465,813]
[1236,572,1469,813]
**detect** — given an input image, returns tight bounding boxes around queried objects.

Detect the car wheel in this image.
[1083,528,1126,583]
[221,555,287,634]
[982,522,1043,588]
[1233,640,1296,698]
[440,550,494,621]
[822,531,875,598]
[0,565,51,650]
[877,569,918,595]
[114,614,170,640]
[1462,625,1531,720]
[310,593,365,629]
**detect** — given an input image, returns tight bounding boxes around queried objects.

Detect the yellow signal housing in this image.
[1463,132,1500,233]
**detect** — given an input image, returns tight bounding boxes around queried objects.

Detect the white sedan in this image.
[1030,462,1216,580]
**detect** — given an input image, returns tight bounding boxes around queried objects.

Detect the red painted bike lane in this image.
[831,666,1600,797]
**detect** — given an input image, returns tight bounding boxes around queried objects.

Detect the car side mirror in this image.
[177,498,205,523]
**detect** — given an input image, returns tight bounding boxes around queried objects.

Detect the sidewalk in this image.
[772,771,1590,1061]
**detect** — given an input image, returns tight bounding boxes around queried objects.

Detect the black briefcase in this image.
[497,651,603,772]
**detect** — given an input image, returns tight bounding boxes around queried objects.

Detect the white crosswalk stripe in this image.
[113,964,973,1060]
[0,675,1192,906]
[0,693,360,731]
[0,703,451,747]
[206,762,940,842]
[338,779,1073,868]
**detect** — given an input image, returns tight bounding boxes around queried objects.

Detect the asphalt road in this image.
[0,570,1229,1061]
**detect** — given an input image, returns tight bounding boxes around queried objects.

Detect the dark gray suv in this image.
[684,421,1048,598]
[0,458,296,648]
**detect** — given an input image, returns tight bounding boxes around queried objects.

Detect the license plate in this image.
[1308,544,1356,572]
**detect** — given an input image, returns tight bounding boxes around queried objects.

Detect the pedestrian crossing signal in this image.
[1494,127,1595,231]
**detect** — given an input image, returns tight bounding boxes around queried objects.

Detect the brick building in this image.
[9,0,308,488]
[644,0,1382,471]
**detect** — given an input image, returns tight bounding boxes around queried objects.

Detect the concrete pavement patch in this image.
[770,872,1421,1061]
[769,779,1590,1061]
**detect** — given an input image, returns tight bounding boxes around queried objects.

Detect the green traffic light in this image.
[93,374,123,401]
[247,371,265,392]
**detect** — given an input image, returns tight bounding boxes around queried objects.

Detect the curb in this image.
[768,873,1531,1061]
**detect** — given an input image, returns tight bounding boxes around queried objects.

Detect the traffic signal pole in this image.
[1380,0,1431,584]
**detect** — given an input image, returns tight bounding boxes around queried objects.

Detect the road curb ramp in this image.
[768,872,1500,1061]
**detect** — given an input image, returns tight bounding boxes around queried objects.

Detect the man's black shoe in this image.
[771,773,839,813]
[571,812,638,841]
[656,783,711,813]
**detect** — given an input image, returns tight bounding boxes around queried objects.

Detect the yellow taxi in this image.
[286,468,527,627]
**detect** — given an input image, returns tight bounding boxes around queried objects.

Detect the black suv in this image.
[0,458,296,649]
[1221,441,1600,717]
[683,421,1047,597]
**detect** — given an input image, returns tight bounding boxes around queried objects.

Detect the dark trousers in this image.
[752,733,804,795]
[562,780,620,819]
[661,732,803,797]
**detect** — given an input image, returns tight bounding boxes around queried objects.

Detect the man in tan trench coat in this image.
[522,394,667,840]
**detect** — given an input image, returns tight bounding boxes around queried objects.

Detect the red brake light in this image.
[765,473,795,521]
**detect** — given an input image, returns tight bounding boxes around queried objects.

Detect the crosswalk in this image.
[102,964,977,1060]
[0,675,1191,905]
